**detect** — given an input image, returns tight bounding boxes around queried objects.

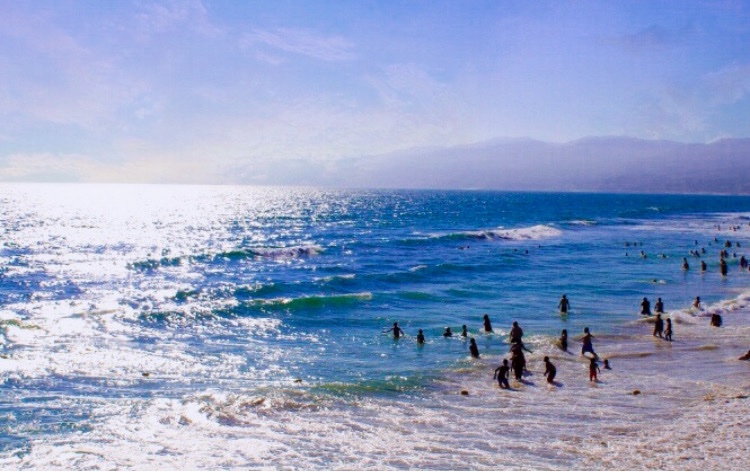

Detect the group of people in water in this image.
[386,305,614,389]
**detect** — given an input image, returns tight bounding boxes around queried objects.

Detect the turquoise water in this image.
[1,184,750,469]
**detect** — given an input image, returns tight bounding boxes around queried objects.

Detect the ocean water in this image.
[1,183,749,470]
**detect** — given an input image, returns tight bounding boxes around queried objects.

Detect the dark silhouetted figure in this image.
[664,318,672,341]
[482,314,493,333]
[640,297,651,315]
[558,294,570,314]
[654,297,664,314]
[653,313,664,338]
[469,338,480,358]
[559,329,568,352]
[543,356,556,384]
[494,359,510,388]
[416,329,425,344]
[386,322,405,339]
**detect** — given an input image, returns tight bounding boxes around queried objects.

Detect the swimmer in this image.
[738,350,750,361]
[443,327,453,338]
[493,359,510,389]
[693,296,701,309]
[581,327,597,358]
[385,322,405,339]
[603,359,612,370]
[653,313,664,338]
[664,318,673,341]
[558,294,570,314]
[654,297,664,314]
[640,297,651,316]
[559,329,568,352]
[710,313,723,327]
[482,314,494,333]
[469,337,480,358]
[461,325,468,337]
[682,258,690,270]
[701,261,707,272]
[509,321,524,343]
[720,258,728,276]
[543,356,556,384]
[589,357,600,382]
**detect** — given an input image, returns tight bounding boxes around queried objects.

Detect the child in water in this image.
[559,329,568,352]
[493,359,510,389]
[589,358,600,382]
[664,318,673,341]
[416,329,425,344]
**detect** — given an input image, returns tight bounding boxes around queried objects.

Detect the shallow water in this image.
[1,184,749,469]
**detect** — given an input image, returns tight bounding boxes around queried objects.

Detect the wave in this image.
[129,245,323,271]
[429,224,562,242]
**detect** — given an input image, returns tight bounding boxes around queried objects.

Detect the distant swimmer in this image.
[603,359,612,370]
[461,325,468,337]
[494,359,510,389]
[654,297,664,314]
[558,294,570,314]
[416,329,425,344]
[543,356,557,384]
[559,329,568,352]
[710,313,723,328]
[682,258,690,270]
[443,327,453,338]
[741,256,748,270]
[701,261,707,272]
[640,297,652,316]
[509,321,524,343]
[739,350,750,361]
[483,314,494,333]
[386,322,405,339]
[720,258,728,276]
[653,313,664,338]
[693,296,701,309]
[581,327,597,358]
[664,318,673,341]
[589,357,600,382]
[469,337,480,358]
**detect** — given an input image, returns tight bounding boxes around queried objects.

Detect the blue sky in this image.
[1,0,749,183]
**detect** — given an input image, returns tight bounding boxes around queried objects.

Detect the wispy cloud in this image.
[241,28,356,61]
[136,0,223,37]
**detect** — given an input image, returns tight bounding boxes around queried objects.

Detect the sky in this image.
[1,0,749,184]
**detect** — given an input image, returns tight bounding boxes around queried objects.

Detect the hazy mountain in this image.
[238,137,750,194]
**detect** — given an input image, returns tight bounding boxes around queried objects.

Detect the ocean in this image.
[1,183,749,470]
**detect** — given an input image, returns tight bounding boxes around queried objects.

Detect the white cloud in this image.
[241,28,356,61]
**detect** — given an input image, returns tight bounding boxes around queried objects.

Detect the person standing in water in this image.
[701,260,707,272]
[543,356,557,384]
[493,359,510,389]
[682,258,690,270]
[640,297,652,315]
[589,357,600,382]
[386,322,405,339]
[653,313,664,338]
[443,327,453,338]
[693,296,701,309]
[469,338,480,358]
[654,297,664,314]
[664,318,673,341]
[581,327,596,358]
[720,258,728,276]
[558,294,570,314]
[460,325,468,337]
[559,329,568,352]
[482,314,493,333]
[509,321,524,343]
